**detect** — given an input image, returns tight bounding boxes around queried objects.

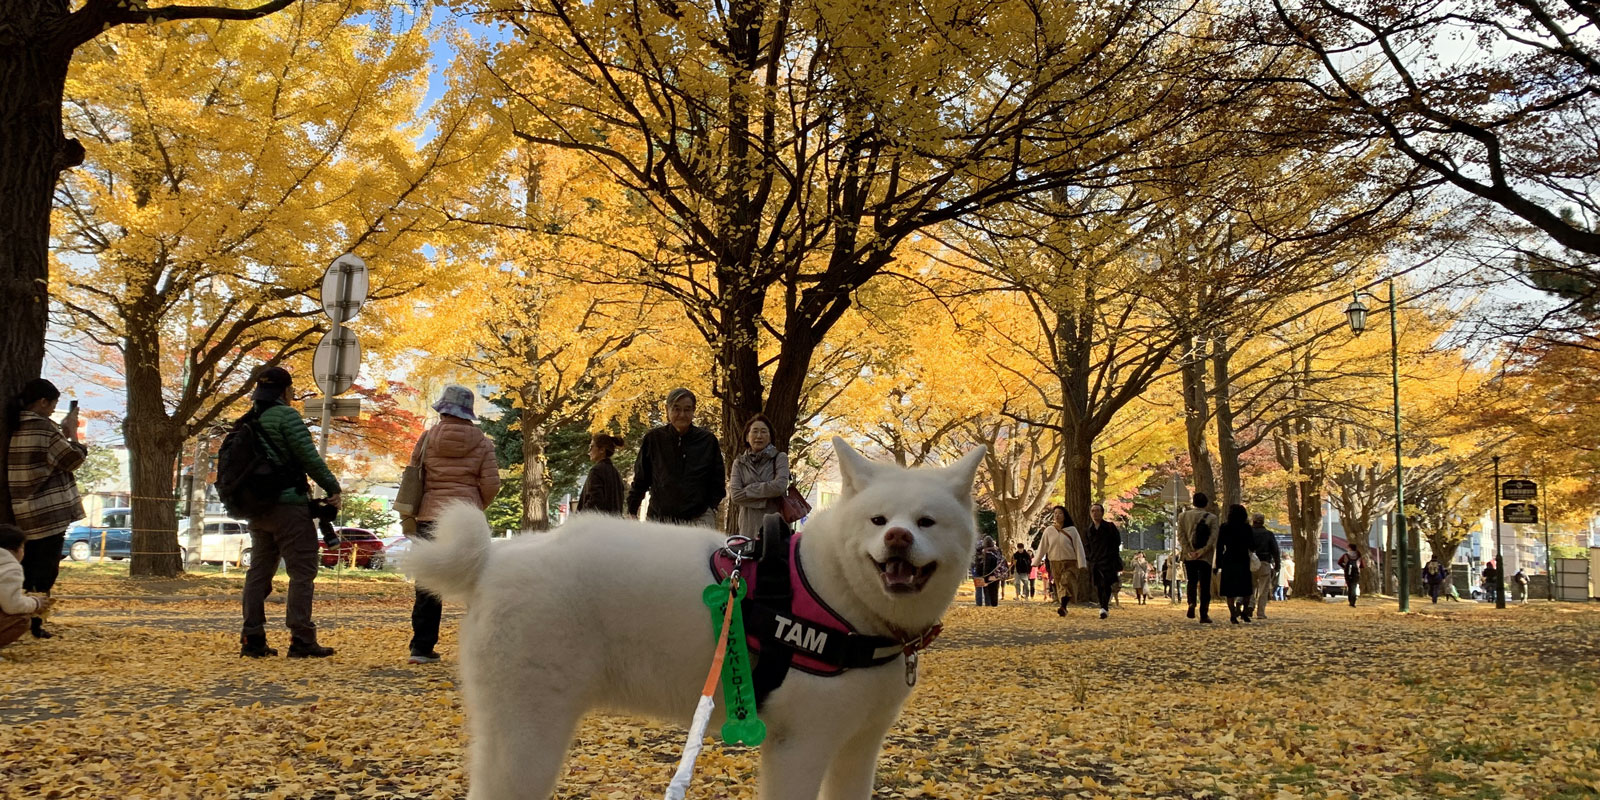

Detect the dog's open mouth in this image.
[874,557,936,594]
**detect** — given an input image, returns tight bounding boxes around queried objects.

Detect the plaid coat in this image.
[8,411,87,540]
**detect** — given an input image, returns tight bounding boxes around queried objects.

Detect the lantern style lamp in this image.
[1345,295,1370,335]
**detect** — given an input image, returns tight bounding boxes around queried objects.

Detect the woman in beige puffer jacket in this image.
[413,417,500,523]
[405,385,500,664]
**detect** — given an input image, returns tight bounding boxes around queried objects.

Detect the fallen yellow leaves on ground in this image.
[3,570,1598,799]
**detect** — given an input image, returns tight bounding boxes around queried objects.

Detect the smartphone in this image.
[69,399,79,413]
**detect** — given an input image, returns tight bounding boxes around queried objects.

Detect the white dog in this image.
[408,437,984,800]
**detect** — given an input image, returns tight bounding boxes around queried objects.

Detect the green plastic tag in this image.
[703,576,766,746]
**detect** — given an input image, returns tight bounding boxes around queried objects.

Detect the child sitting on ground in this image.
[0,524,53,650]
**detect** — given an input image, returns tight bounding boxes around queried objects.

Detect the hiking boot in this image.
[408,650,442,665]
[287,641,335,659]
[240,635,278,658]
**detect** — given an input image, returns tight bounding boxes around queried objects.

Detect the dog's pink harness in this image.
[710,533,942,697]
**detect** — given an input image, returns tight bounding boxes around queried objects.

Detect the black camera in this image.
[308,498,339,547]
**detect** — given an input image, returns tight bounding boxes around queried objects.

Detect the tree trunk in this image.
[1278,424,1321,598]
[756,300,811,460]
[127,429,184,577]
[0,5,80,523]
[1180,335,1217,500]
[1347,513,1381,595]
[519,386,550,531]
[1426,536,1462,568]
[1210,336,1242,509]
[123,284,187,577]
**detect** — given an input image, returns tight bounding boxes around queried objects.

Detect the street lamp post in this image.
[1345,278,1409,612]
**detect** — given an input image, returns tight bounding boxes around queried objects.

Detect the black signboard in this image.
[1503,503,1538,524]
[1502,479,1538,500]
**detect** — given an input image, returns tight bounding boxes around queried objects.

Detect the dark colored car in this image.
[320,527,385,568]
[62,508,133,561]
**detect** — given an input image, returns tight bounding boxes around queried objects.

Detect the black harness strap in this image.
[740,603,906,671]
[750,514,795,708]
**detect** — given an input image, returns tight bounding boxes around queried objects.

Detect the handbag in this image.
[778,484,811,524]
[392,431,430,518]
[1249,551,1265,574]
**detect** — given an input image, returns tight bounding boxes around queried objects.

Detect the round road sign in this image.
[320,253,369,324]
[313,330,361,397]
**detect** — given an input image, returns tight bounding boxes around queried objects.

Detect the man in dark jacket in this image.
[239,367,342,659]
[1084,503,1122,619]
[1250,512,1281,619]
[1011,542,1033,600]
[626,388,725,527]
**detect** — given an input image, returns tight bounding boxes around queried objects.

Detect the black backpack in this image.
[215,409,295,519]
[1191,515,1212,550]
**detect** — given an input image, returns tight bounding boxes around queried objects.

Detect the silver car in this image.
[369,535,411,571]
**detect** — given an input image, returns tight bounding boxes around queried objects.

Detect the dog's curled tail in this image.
[406,501,491,603]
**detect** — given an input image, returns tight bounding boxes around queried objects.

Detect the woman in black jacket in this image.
[1215,504,1256,624]
[576,433,626,515]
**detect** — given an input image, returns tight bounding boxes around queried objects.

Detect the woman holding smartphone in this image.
[7,379,87,639]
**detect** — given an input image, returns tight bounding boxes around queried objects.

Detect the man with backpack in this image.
[220,367,342,659]
[1175,493,1219,623]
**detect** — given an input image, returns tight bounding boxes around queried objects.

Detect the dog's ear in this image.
[945,446,986,502]
[832,436,881,497]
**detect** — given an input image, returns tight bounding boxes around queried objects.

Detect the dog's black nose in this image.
[883,527,914,550]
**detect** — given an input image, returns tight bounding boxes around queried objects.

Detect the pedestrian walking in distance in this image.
[1176,493,1219,623]
[626,388,725,527]
[1216,504,1255,624]
[401,385,500,665]
[1338,548,1364,608]
[6,378,86,640]
[576,433,626,515]
[1085,503,1122,619]
[970,536,1002,607]
[726,414,790,537]
[1038,506,1083,616]
[1250,513,1281,619]
[1422,557,1449,604]
[1011,543,1033,601]
[1130,552,1150,604]
[233,367,342,659]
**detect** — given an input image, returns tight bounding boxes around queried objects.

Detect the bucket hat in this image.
[433,384,477,420]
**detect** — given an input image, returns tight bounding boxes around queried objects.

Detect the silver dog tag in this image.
[904,652,919,687]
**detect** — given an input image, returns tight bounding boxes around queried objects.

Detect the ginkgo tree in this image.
[412,143,686,529]
[1,0,305,523]
[461,0,1284,469]
[50,3,496,576]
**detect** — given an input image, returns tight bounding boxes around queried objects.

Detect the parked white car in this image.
[178,517,253,567]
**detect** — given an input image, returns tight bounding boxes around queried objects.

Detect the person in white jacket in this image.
[0,524,52,649]
[1037,506,1084,617]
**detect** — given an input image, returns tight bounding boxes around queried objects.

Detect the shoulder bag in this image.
[777,484,811,524]
[393,431,431,520]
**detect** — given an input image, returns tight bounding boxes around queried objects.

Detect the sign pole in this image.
[1543,477,1553,601]
[317,263,349,461]
[1494,456,1506,609]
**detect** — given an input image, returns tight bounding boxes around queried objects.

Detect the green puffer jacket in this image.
[253,401,341,505]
